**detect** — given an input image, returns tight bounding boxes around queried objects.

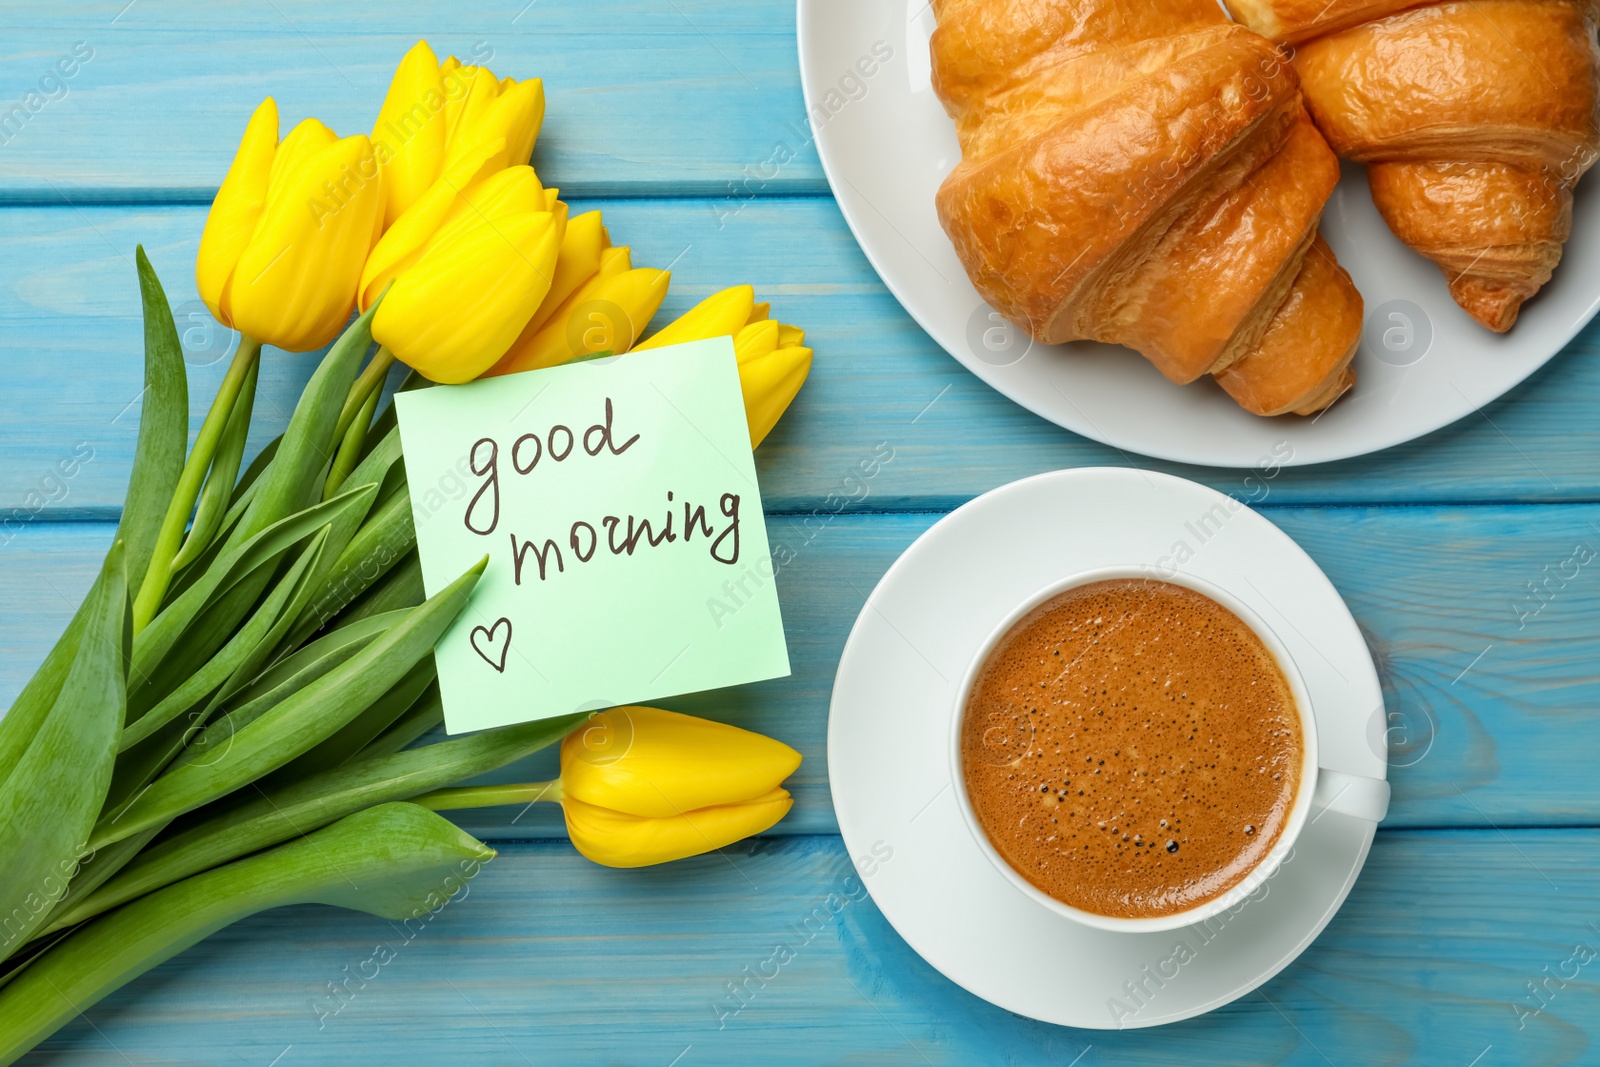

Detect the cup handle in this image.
[1312,768,1391,824]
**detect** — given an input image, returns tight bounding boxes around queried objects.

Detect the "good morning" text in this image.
[461,397,743,583]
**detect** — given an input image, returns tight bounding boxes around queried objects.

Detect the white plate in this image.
[797,0,1600,469]
[827,468,1388,1028]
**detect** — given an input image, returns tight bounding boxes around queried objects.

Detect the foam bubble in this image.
[960,579,1301,919]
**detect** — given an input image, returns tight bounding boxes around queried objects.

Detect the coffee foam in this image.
[960,579,1302,919]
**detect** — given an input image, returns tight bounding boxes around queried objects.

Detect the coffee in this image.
[960,578,1302,919]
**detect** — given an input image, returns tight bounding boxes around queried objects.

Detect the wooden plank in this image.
[0,3,1582,1062]
[7,505,1598,835]
[22,830,1597,1064]
[2,200,1599,519]
[0,0,826,202]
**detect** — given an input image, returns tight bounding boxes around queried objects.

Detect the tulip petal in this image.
[439,63,487,142]
[264,118,338,215]
[562,789,793,869]
[359,137,507,309]
[442,66,502,166]
[560,706,802,818]
[527,210,607,333]
[446,75,543,171]
[432,165,545,248]
[489,266,667,376]
[374,210,559,383]
[733,319,780,365]
[741,345,812,448]
[372,40,448,228]
[487,245,634,376]
[231,135,384,352]
[633,284,755,352]
[197,98,279,327]
[488,78,546,167]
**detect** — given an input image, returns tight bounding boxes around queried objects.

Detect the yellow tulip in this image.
[741,343,813,448]
[196,98,383,353]
[545,187,568,234]
[486,242,628,377]
[531,210,610,334]
[733,318,779,363]
[411,706,801,868]
[371,40,447,228]
[365,162,562,383]
[418,159,551,248]
[633,286,813,447]
[358,138,508,308]
[488,259,669,375]
[560,706,801,815]
[633,284,755,351]
[560,706,801,868]
[439,63,545,172]
[372,41,546,229]
[561,790,795,870]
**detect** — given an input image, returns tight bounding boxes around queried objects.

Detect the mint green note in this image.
[395,338,791,734]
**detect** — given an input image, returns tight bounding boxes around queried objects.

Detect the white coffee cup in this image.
[950,566,1390,935]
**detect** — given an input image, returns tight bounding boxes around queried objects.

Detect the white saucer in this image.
[827,469,1388,1028]
[797,0,1600,468]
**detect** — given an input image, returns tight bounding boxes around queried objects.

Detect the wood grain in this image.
[2,1,1597,1060]
[0,1,826,202]
[7,505,1596,837]
[23,833,1599,1065]
[0,201,1597,520]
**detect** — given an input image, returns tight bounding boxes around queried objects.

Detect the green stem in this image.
[171,355,259,572]
[322,385,379,500]
[131,336,263,634]
[332,345,395,446]
[412,779,562,811]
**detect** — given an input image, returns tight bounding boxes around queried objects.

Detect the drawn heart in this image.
[470,617,512,674]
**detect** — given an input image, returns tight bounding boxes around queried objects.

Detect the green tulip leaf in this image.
[132,481,379,688]
[360,684,446,759]
[51,711,584,933]
[344,423,402,493]
[26,827,161,958]
[105,601,401,832]
[0,804,494,1065]
[267,655,437,785]
[331,549,426,629]
[119,248,189,594]
[0,542,128,956]
[230,302,380,546]
[0,612,86,796]
[120,526,327,750]
[219,608,407,717]
[93,557,486,847]
[229,433,280,507]
[286,483,416,648]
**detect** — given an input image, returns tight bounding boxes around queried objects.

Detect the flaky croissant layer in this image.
[1228,0,1600,332]
[931,0,1363,416]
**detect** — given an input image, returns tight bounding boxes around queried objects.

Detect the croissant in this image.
[930,0,1363,416]
[1226,0,1600,332]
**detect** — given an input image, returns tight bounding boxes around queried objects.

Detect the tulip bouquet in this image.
[0,41,809,1062]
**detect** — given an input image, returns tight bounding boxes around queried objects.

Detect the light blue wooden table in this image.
[3,2,1599,1063]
